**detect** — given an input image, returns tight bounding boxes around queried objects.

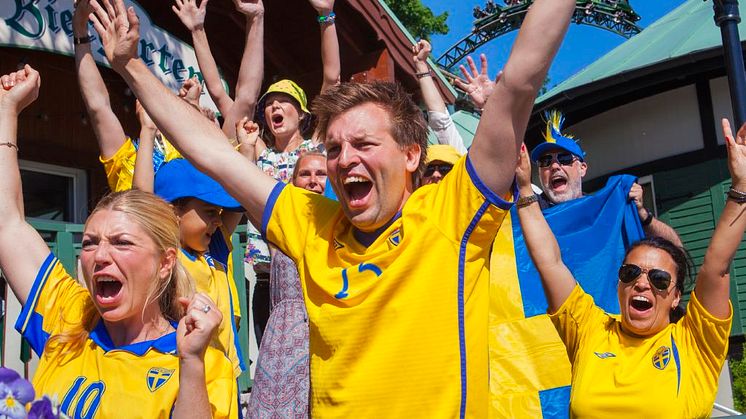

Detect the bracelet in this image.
[641,207,654,227]
[73,34,94,45]
[415,71,432,79]
[516,194,538,208]
[0,142,18,152]
[318,12,336,24]
[727,186,746,203]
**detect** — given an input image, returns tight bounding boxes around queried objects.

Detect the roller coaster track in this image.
[437,0,642,70]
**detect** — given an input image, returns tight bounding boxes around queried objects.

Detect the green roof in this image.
[427,110,481,148]
[538,0,746,103]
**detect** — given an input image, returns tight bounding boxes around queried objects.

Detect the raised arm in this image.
[173,0,234,117]
[469,0,574,196]
[694,119,746,319]
[413,39,466,153]
[309,0,341,93]
[131,100,156,193]
[90,0,275,225]
[74,0,127,159]
[0,66,52,305]
[515,144,576,312]
[223,0,265,137]
[174,293,223,418]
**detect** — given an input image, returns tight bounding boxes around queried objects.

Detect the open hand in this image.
[412,40,431,64]
[723,118,746,190]
[178,76,202,107]
[453,54,499,110]
[89,0,140,70]
[232,0,264,17]
[172,0,207,32]
[0,65,41,115]
[176,293,222,361]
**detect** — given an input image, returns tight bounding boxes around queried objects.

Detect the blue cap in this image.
[530,110,586,162]
[154,159,243,211]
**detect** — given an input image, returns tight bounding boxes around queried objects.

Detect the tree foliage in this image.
[382,0,449,40]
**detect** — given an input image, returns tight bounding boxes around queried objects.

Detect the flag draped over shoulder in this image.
[489,175,645,418]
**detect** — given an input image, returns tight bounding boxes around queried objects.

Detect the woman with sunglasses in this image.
[514,118,746,417]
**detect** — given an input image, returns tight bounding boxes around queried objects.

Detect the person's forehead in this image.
[326,103,393,142]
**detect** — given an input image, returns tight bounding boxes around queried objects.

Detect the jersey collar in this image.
[89,320,178,355]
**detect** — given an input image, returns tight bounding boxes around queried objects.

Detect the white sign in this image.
[0,0,226,113]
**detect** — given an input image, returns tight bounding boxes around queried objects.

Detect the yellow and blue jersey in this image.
[15,253,238,418]
[99,137,181,192]
[179,226,245,377]
[550,285,732,418]
[263,156,512,417]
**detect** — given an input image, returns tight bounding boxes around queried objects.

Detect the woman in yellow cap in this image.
[245,0,341,347]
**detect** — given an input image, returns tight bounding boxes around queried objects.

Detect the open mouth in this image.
[550,176,567,190]
[343,176,373,208]
[271,114,284,127]
[95,276,123,305]
[630,295,653,313]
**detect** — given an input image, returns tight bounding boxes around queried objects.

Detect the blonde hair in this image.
[48,189,194,354]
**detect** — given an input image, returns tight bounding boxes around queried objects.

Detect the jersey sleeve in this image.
[680,290,732,391]
[548,284,608,361]
[14,253,91,356]
[262,182,340,261]
[204,348,240,419]
[99,137,136,192]
[424,155,514,246]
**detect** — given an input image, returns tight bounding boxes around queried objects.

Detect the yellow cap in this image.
[426,144,462,165]
[258,79,310,115]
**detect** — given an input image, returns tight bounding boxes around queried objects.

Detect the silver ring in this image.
[202,304,211,313]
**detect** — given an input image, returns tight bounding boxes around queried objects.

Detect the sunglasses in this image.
[424,164,453,177]
[618,264,673,291]
[537,152,576,168]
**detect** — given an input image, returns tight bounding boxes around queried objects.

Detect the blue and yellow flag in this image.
[489,175,644,418]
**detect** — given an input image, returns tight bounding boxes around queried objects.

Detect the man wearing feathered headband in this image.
[530,110,681,243]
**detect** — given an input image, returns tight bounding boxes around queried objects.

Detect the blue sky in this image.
[423,0,689,88]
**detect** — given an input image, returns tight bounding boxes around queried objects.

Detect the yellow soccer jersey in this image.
[263,156,512,418]
[16,253,238,418]
[550,285,732,418]
[99,137,182,192]
[179,226,245,377]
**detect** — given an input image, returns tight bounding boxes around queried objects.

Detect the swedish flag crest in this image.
[652,346,671,370]
[387,228,402,248]
[147,367,175,392]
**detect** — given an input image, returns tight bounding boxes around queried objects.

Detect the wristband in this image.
[516,194,538,208]
[74,35,94,45]
[727,186,746,203]
[415,71,432,79]
[641,207,654,227]
[318,12,336,24]
[0,142,18,152]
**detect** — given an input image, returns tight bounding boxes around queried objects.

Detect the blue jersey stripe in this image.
[15,253,57,349]
[261,181,287,239]
[457,201,492,419]
[671,334,681,396]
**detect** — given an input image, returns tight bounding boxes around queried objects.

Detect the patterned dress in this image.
[246,249,310,418]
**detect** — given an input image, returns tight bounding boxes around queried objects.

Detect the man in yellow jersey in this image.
[90,0,577,415]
